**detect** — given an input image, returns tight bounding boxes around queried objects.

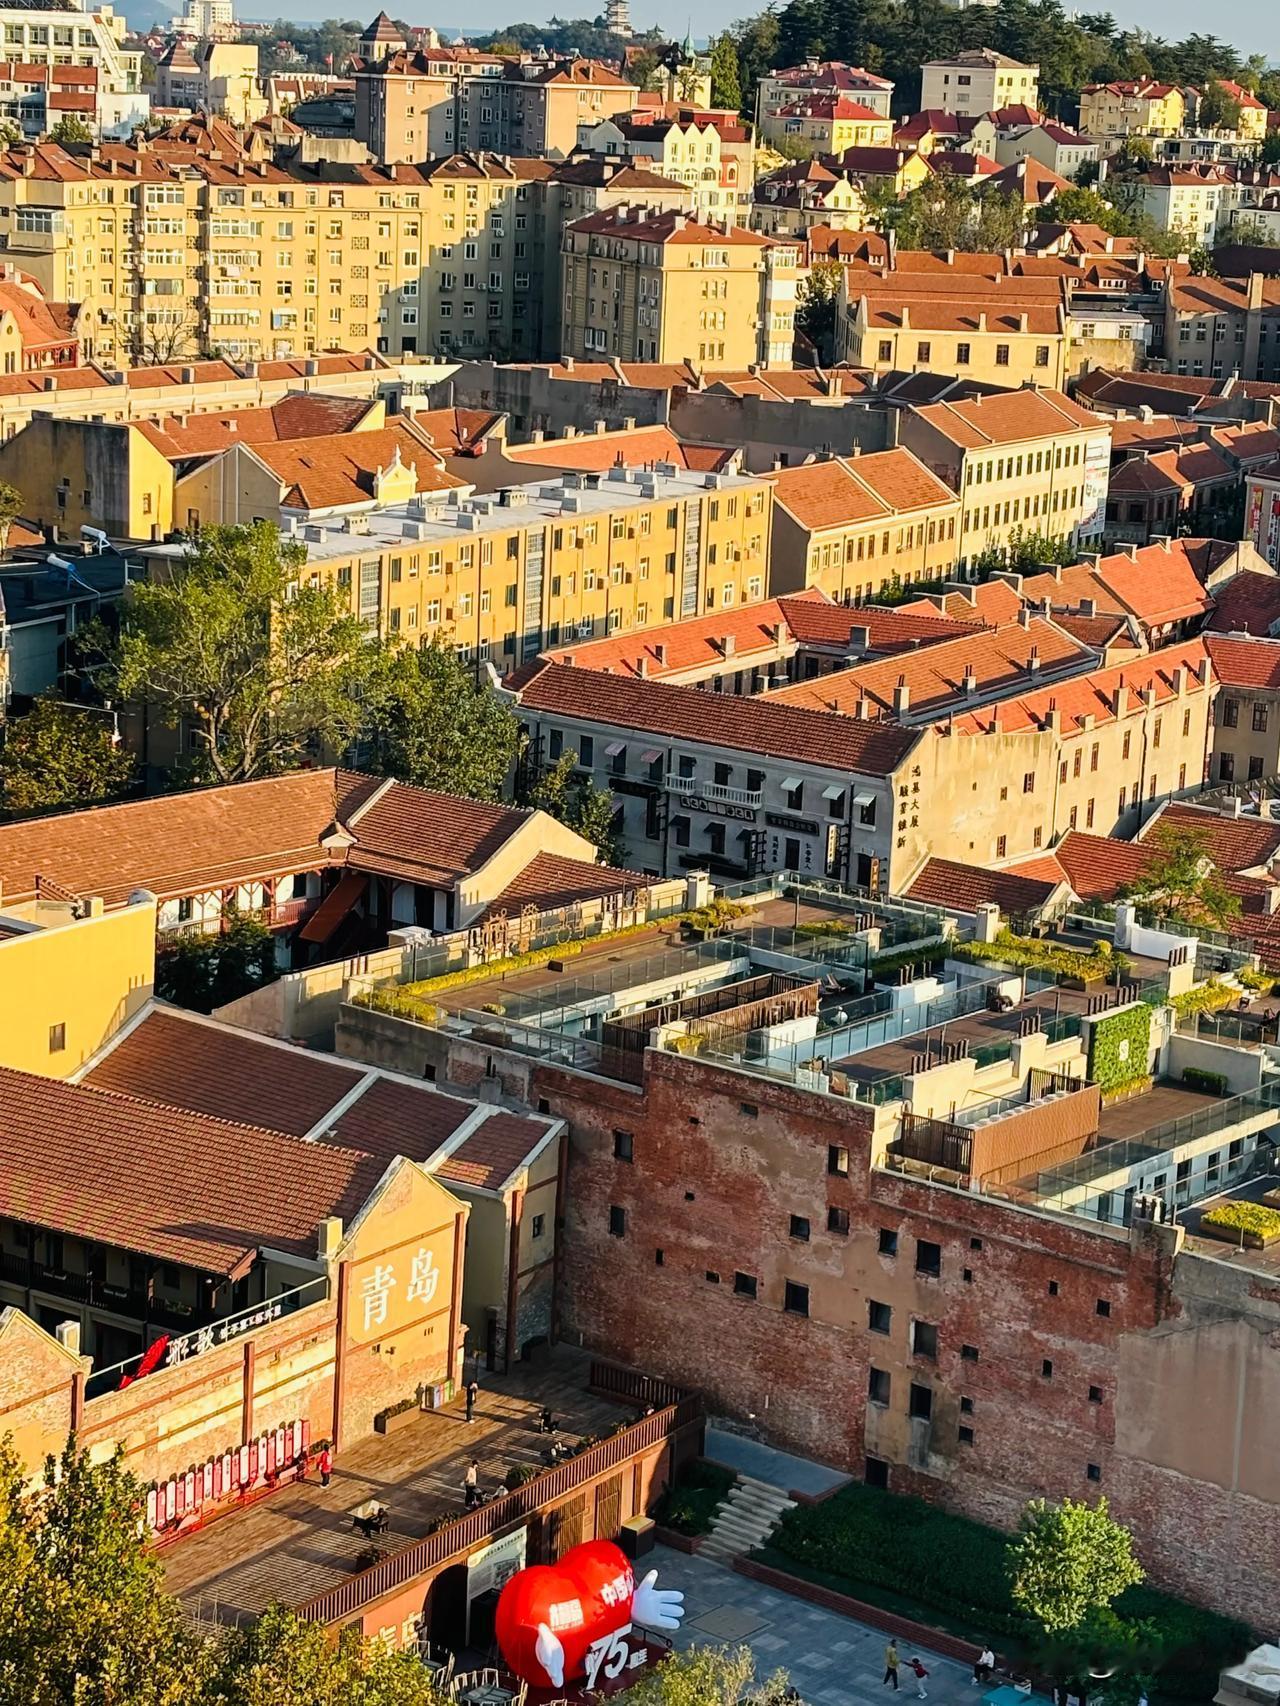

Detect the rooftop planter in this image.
[953,930,1127,985]
[1200,1201,1280,1249]
[374,1393,422,1435]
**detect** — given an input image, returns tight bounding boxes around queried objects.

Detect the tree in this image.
[1262,129,1280,169]
[0,119,21,147]
[1119,824,1242,929]
[49,113,91,145]
[128,309,204,366]
[360,637,520,802]
[624,1647,792,1705]
[1117,133,1153,166]
[0,476,22,552]
[1008,1497,1145,1635]
[731,7,779,116]
[794,260,841,362]
[709,33,742,110]
[625,48,661,90]
[156,906,277,1013]
[973,526,1075,576]
[1197,78,1243,132]
[527,751,626,866]
[0,696,136,817]
[208,1602,447,1705]
[0,1437,203,1705]
[109,522,377,785]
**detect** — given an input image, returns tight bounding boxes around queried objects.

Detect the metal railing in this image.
[295,1376,702,1628]
[84,1275,330,1402]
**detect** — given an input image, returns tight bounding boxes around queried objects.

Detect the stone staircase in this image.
[699,1472,796,1566]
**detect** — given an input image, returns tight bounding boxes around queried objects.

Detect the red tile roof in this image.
[254,422,466,509]
[0,1064,385,1276]
[348,784,535,888]
[765,449,957,529]
[908,388,1104,450]
[505,425,736,476]
[133,393,377,460]
[1150,802,1280,872]
[899,579,1023,626]
[1203,632,1280,690]
[408,406,505,457]
[904,856,1062,914]
[513,662,918,775]
[1206,570,1280,637]
[778,597,984,652]
[1007,830,1156,899]
[1022,541,1212,631]
[476,852,647,925]
[768,615,1090,720]
[947,639,1209,737]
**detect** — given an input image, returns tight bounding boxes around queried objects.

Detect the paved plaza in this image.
[653,1545,1048,1706]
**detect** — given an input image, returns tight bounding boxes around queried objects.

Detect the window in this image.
[878,339,892,362]
[608,1205,626,1237]
[911,1320,938,1359]
[995,343,1010,366]
[908,1383,933,1421]
[828,1205,850,1236]
[655,1248,664,1265]
[740,1101,759,1119]
[48,1022,66,1053]
[1023,772,1035,794]
[1035,344,1050,367]
[784,1280,809,1316]
[1042,1359,1054,1379]
[1222,698,1239,728]
[613,1129,634,1162]
[878,1227,898,1256]
[789,1214,810,1241]
[706,1271,720,1285]
[961,1343,979,1362]
[915,1239,941,1277]
[868,1367,891,1406]
[1048,1279,1059,1296]
[734,1272,757,1298]
[1086,1463,1102,1483]
[996,835,1007,858]
[1096,1298,1111,1317]
[916,340,931,363]
[1089,1384,1103,1403]
[868,1299,892,1334]
[960,1395,974,1415]
[956,341,970,364]
[1254,703,1269,733]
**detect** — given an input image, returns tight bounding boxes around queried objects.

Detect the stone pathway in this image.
[651,1546,1050,1706]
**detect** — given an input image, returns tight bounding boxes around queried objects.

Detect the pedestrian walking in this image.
[972,1645,994,1685]
[465,1376,479,1423]
[463,1459,479,1507]
[318,1444,332,1488]
[908,1658,928,1700]
[883,1641,900,1690]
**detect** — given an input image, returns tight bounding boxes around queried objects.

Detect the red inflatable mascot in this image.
[494,1538,685,1691]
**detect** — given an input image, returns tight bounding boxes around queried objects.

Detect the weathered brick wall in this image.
[539,1049,1280,1624]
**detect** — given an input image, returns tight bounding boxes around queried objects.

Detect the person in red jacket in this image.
[908,1658,929,1700]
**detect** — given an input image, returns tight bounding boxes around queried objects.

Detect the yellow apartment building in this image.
[560,207,798,367]
[1078,80,1188,141]
[765,449,962,601]
[897,388,1113,572]
[761,97,894,155]
[155,462,776,671]
[838,272,1071,388]
[0,893,155,1080]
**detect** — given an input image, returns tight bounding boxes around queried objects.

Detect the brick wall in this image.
[530,1047,1280,1623]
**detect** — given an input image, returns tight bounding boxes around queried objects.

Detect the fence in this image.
[84,1275,330,1402]
[295,1372,702,1628]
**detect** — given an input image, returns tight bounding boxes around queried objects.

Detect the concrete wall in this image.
[670,391,895,473]
[1164,1031,1265,1095]
[436,363,673,440]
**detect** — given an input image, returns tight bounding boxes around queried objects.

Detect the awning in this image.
[604,740,626,757]
[299,871,367,943]
[781,776,802,791]
[852,791,875,808]
[822,785,845,801]
[640,749,662,764]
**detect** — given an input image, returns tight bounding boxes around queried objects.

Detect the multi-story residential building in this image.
[1163,271,1280,383]
[577,111,738,224]
[177,461,775,668]
[353,48,631,165]
[751,159,865,236]
[759,61,893,122]
[1134,165,1228,246]
[920,50,1039,118]
[1079,79,1188,142]
[1204,632,1280,784]
[993,119,1098,181]
[0,0,144,121]
[1190,79,1269,145]
[1244,457,1280,568]
[760,96,894,156]
[897,387,1112,571]
[1102,442,1238,546]
[765,450,962,602]
[559,207,797,368]
[838,271,1071,389]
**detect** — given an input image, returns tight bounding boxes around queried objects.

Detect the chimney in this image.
[316,1217,343,1260]
[1027,644,1041,674]
[721,633,736,656]
[892,674,910,714]
[55,1320,81,1358]
[1247,271,1265,311]
[962,660,977,694]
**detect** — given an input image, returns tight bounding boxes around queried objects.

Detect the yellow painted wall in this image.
[0,417,175,539]
[0,900,156,1079]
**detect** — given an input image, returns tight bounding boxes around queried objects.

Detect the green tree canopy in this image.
[709,33,742,109]
[794,259,841,361]
[109,522,376,785]
[1008,1496,1145,1634]
[0,696,136,817]
[1197,78,1243,131]
[360,636,520,801]
[156,906,278,1013]
[0,477,23,551]
[973,526,1075,576]
[526,750,626,866]
[1119,824,1242,930]
[49,113,92,144]
[624,1646,792,1704]
[208,1603,447,1705]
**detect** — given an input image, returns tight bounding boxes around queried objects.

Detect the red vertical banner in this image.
[146,1488,158,1530]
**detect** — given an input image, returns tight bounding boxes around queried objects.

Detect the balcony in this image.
[665,775,763,809]
[0,1249,215,1336]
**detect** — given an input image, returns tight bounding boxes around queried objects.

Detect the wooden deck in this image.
[166,1351,629,1626]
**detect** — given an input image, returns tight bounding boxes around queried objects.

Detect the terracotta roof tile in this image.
[908,388,1103,450]
[1007,830,1154,899]
[348,784,534,886]
[1206,571,1280,637]
[905,856,1060,913]
[778,596,984,652]
[514,662,918,776]
[133,393,376,460]
[84,1009,363,1135]
[434,1111,553,1192]
[407,406,504,456]
[476,851,648,925]
[768,615,1089,720]
[252,422,466,509]
[1023,541,1211,631]
[1203,633,1280,690]
[1153,803,1280,872]
[765,449,956,530]
[947,639,1210,737]
[0,1065,384,1276]
[900,580,1023,625]
[505,425,735,475]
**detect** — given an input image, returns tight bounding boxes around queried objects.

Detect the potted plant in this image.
[374,1393,422,1435]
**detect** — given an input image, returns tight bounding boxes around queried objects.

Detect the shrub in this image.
[869,942,949,981]
[1202,1200,1280,1238]
[1171,980,1239,1019]
[653,1458,735,1537]
[1181,1066,1228,1096]
[954,929,1122,982]
[505,1463,538,1489]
